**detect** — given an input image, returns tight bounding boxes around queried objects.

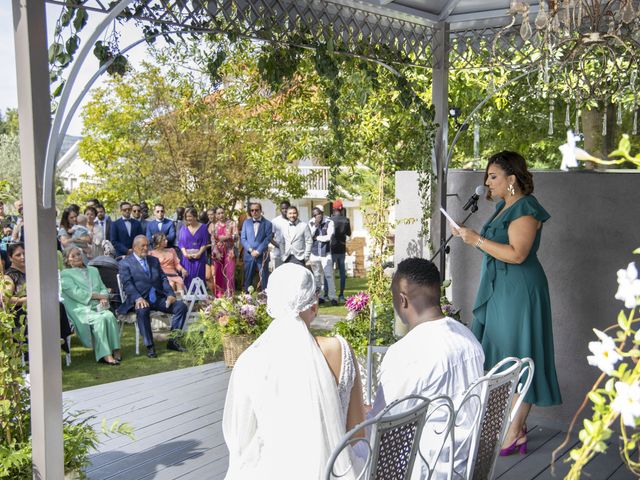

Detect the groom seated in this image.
[370,257,484,479]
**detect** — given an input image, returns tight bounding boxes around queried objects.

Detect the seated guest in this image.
[146,203,176,247]
[110,201,143,258]
[223,263,363,478]
[60,247,122,365]
[3,243,72,349]
[118,235,188,358]
[278,206,312,266]
[149,232,186,296]
[370,258,484,479]
[71,214,93,259]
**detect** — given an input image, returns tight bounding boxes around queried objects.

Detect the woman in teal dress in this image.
[60,246,121,365]
[452,151,561,455]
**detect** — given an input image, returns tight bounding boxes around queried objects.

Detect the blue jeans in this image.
[333,253,346,297]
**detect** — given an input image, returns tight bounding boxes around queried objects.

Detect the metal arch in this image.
[43,0,136,208]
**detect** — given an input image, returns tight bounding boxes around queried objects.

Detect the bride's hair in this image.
[266,264,317,319]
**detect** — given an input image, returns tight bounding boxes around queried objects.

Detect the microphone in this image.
[462,186,486,211]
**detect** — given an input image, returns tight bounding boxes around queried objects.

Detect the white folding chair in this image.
[325,394,455,480]
[182,276,208,326]
[116,273,141,355]
[455,357,534,480]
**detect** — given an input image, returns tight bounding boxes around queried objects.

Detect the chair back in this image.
[183,276,208,301]
[325,394,454,480]
[457,357,534,480]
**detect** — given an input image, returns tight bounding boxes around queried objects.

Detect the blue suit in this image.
[118,254,187,347]
[110,217,144,257]
[146,218,177,247]
[240,217,273,291]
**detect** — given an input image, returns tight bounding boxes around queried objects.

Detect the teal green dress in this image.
[471,195,562,406]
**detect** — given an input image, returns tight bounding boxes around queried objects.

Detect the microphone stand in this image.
[430,201,480,262]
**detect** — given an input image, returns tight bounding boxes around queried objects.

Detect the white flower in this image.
[615,262,640,309]
[611,381,640,427]
[345,310,357,321]
[587,329,622,374]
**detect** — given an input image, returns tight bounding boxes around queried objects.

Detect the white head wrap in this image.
[223,264,355,479]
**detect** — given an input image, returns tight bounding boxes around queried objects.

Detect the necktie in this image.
[139,258,156,303]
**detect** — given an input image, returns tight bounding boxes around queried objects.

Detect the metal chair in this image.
[454,357,534,480]
[325,394,455,480]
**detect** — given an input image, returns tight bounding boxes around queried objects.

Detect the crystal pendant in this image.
[617,104,623,126]
[548,100,554,136]
[602,104,608,136]
[622,0,635,24]
[633,109,638,135]
[535,1,548,29]
[575,107,581,134]
[520,16,533,41]
[565,103,570,127]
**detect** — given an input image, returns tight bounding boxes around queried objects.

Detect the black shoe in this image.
[338,295,346,303]
[167,339,186,352]
[331,299,338,306]
[98,358,120,366]
[146,346,158,358]
[318,297,326,304]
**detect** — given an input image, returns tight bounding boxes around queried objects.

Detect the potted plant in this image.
[182,288,272,367]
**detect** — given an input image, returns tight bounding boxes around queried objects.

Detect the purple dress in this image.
[178,223,209,291]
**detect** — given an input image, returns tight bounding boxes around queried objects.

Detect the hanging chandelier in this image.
[494,0,640,134]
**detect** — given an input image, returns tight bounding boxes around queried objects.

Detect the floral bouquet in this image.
[181,288,271,365]
[440,279,461,321]
[345,291,370,321]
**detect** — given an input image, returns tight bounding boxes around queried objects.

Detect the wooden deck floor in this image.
[63,363,635,480]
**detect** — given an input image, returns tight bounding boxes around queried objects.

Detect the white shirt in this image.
[373,317,484,480]
[122,216,131,236]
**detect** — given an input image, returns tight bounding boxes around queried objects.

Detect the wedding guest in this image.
[209,207,237,297]
[84,206,103,258]
[279,206,312,266]
[11,199,23,243]
[223,263,363,478]
[146,203,176,248]
[371,257,484,479]
[270,200,291,268]
[60,246,121,365]
[178,207,209,291]
[240,202,272,292]
[452,151,562,453]
[58,207,89,253]
[173,207,186,239]
[95,204,111,241]
[309,206,337,305]
[110,201,143,258]
[150,232,186,296]
[330,200,351,302]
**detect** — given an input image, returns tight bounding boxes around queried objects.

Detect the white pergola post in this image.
[12,1,64,479]
[431,21,450,277]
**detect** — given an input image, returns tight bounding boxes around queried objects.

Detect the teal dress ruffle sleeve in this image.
[471,195,562,406]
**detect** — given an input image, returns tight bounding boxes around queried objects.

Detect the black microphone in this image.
[462,186,486,211]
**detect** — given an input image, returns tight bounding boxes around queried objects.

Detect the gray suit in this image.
[279,220,313,263]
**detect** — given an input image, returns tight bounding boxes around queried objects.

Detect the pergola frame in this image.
[12,1,535,477]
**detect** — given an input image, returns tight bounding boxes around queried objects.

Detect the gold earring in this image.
[508,184,515,196]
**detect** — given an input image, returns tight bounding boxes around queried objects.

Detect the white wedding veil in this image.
[223,264,354,479]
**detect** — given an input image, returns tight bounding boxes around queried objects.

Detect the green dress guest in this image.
[60,246,121,365]
[452,151,561,456]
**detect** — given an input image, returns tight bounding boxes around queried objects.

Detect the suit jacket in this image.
[279,220,312,262]
[95,217,112,242]
[240,217,273,261]
[146,218,177,246]
[110,217,143,257]
[117,254,175,314]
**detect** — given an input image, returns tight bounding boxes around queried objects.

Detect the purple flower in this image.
[240,304,257,320]
[243,294,254,305]
[345,292,370,313]
[256,292,268,305]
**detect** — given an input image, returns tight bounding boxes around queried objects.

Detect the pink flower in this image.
[345,292,370,313]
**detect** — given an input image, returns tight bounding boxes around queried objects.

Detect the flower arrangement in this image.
[345,291,370,320]
[559,248,640,479]
[181,288,271,365]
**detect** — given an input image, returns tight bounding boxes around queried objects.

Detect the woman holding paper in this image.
[451,151,561,456]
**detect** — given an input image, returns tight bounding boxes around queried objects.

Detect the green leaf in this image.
[588,391,606,405]
[618,310,629,331]
[48,42,63,63]
[73,8,88,31]
[65,35,80,56]
[633,248,640,254]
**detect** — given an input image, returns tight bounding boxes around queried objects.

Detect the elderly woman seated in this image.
[60,246,121,365]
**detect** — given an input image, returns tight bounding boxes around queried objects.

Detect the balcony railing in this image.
[300,166,329,198]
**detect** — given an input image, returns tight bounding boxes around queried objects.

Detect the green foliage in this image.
[0,109,18,136]
[0,135,22,201]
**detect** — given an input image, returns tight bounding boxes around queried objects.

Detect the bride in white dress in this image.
[223,263,364,479]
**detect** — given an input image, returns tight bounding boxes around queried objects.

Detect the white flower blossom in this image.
[345,310,357,321]
[615,262,640,309]
[612,381,640,427]
[587,329,622,374]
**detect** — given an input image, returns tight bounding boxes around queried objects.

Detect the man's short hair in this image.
[279,200,291,207]
[154,203,165,210]
[249,202,262,211]
[394,258,441,289]
[287,206,298,213]
[120,201,131,209]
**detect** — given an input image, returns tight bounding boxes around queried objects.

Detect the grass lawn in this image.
[60,274,367,392]
[60,324,216,392]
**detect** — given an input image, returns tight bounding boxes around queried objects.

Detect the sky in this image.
[1,3,146,136]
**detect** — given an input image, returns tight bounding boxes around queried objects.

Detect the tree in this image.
[0,109,19,136]
[0,133,22,201]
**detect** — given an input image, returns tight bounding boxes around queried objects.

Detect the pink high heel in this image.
[499,426,528,456]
